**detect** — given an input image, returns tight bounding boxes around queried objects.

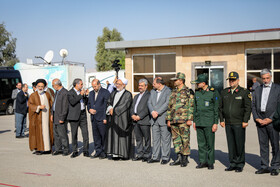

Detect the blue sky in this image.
[1,0,280,69]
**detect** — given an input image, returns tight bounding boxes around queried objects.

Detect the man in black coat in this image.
[252,68,280,176]
[106,78,133,160]
[67,78,89,158]
[51,79,69,156]
[131,79,151,162]
[15,83,28,138]
[87,79,110,159]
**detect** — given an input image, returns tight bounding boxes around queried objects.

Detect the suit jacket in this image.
[130,91,151,125]
[51,87,69,124]
[12,88,20,109]
[147,86,171,126]
[273,101,280,131]
[252,83,280,122]
[87,87,110,122]
[67,88,88,121]
[15,90,29,115]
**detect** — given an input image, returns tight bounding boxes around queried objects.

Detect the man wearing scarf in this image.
[28,79,54,155]
[105,78,133,160]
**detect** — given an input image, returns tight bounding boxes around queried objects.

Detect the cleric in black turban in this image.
[35,79,47,86]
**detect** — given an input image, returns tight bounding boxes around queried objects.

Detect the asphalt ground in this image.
[0,114,279,187]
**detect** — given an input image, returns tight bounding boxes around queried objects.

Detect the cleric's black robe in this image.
[105,90,133,159]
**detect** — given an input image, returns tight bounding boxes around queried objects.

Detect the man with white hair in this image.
[106,78,133,160]
[252,68,280,176]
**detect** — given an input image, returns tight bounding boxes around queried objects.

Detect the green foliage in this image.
[95,27,125,71]
[0,23,19,67]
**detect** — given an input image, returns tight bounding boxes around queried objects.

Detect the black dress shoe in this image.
[71,152,78,158]
[99,153,106,159]
[90,154,100,159]
[255,168,270,174]
[270,169,279,176]
[235,167,243,172]
[132,156,143,161]
[43,151,51,154]
[208,164,214,170]
[62,152,69,156]
[161,160,169,165]
[196,163,208,169]
[112,157,121,161]
[16,136,23,138]
[52,150,62,156]
[147,159,160,163]
[35,151,42,155]
[142,157,149,162]
[225,166,236,171]
[83,152,90,157]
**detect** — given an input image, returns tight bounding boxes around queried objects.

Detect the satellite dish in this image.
[60,49,68,58]
[44,50,54,64]
[59,49,68,64]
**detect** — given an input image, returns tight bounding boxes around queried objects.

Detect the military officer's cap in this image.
[170,72,185,80]
[226,71,239,80]
[190,74,208,84]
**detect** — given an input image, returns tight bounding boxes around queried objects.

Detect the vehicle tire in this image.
[6,103,14,115]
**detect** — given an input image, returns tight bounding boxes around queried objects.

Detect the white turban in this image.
[119,78,128,85]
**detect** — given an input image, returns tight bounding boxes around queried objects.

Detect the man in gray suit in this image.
[147,77,171,165]
[131,79,151,162]
[252,68,280,176]
[51,79,69,156]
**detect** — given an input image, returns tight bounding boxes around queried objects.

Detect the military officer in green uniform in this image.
[166,72,194,167]
[191,74,219,170]
[219,71,252,173]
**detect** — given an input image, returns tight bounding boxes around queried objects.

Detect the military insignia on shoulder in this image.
[210,87,214,91]
[190,89,195,95]
[248,94,252,99]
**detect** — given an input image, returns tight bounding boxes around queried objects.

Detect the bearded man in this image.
[28,79,54,155]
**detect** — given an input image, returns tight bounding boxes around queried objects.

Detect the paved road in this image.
[0,114,279,187]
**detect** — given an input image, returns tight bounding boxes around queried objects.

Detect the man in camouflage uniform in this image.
[219,72,251,173]
[166,72,194,167]
[191,74,219,170]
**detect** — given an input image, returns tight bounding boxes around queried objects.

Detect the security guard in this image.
[166,72,194,167]
[219,71,251,172]
[191,74,219,170]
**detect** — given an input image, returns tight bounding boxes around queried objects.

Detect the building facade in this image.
[106,28,280,94]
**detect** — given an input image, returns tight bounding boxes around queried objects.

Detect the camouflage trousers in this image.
[171,123,190,155]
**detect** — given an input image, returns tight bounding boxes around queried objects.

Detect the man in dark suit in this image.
[131,79,151,162]
[51,79,69,156]
[67,78,89,158]
[252,68,280,176]
[15,83,28,138]
[87,79,110,159]
[12,82,22,132]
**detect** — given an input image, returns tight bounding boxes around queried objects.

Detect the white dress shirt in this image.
[261,82,272,112]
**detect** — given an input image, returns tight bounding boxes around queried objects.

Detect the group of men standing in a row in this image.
[14,67,280,176]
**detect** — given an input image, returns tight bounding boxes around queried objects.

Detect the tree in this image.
[0,23,19,67]
[95,27,125,71]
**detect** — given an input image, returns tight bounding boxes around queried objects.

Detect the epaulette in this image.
[190,89,195,95]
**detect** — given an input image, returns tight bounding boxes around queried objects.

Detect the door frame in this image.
[191,61,227,91]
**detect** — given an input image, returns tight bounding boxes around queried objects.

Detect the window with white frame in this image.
[132,53,176,93]
[246,48,280,89]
